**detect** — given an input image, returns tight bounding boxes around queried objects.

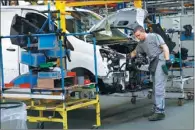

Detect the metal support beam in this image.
[159,15,161,24]
[65,0,130,7]
[55,0,66,32]
[134,0,142,8]
[55,0,66,68]
[44,0,48,5]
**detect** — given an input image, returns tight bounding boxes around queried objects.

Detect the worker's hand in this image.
[130,52,135,58]
[165,60,172,69]
[161,60,172,75]
[129,52,133,58]
[127,53,131,59]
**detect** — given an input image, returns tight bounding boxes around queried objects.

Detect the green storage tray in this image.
[82,83,95,89]
[39,62,56,68]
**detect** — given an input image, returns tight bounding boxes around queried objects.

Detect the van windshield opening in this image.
[65,11,128,42]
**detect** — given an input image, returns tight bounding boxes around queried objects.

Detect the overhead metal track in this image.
[149,7,194,16]
[147,1,193,7]
[146,0,193,7]
[65,0,131,7]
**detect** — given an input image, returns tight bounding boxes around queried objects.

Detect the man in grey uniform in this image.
[131,25,170,121]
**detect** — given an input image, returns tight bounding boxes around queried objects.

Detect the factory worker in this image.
[130,25,171,121]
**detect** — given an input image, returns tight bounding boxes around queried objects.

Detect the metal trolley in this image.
[0,3,101,129]
[166,31,194,106]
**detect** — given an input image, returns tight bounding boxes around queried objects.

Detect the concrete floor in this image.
[102,100,194,130]
[26,94,194,129]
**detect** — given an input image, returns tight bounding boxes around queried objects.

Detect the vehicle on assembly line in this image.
[0,5,149,94]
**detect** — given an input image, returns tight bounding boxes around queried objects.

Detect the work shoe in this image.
[148,113,165,121]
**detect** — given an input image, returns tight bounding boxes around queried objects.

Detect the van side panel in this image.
[1,9,21,83]
[67,36,109,77]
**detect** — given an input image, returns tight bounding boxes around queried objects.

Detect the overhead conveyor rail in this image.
[44,0,132,7]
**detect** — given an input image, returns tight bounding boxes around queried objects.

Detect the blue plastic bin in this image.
[21,52,46,67]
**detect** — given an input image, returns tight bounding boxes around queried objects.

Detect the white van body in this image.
[0,5,147,93]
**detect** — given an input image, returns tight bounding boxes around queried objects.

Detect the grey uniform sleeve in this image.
[135,44,144,54]
[155,34,165,46]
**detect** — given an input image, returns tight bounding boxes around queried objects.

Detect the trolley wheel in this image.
[37,122,44,129]
[187,95,192,100]
[189,94,194,100]
[177,99,184,106]
[148,89,153,93]
[131,97,136,104]
[91,125,99,129]
[190,95,194,100]
[187,92,191,100]
[147,93,152,99]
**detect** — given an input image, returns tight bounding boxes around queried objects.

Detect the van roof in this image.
[0,5,95,13]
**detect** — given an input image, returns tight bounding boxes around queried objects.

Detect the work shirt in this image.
[135,33,165,61]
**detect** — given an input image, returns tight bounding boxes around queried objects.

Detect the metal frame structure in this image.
[166,28,194,106]
[65,0,131,7]
[44,0,132,7]
[153,0,194,105]
[145,0,194,15]
[0,2,101,129]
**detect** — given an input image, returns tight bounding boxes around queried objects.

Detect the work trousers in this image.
[151,53,168,113]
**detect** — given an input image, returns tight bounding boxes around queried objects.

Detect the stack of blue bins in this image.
[20,34,70,88]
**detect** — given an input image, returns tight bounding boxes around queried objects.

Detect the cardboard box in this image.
[37,79,54,89]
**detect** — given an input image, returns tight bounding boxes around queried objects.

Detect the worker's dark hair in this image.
[133,25,145,33]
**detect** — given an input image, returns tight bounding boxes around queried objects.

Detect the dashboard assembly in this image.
[99,46,150,94]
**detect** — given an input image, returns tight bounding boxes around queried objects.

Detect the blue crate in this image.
[38,35,57,50]
[11,73,37,87]
[21,52,46,67]
[44,48,71,58]
[38,71,66,79]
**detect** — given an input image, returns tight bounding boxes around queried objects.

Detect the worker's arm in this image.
[130,44,143,58]
[160,44,170,60]
[130,49,137,58]
[155,34,170,60]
